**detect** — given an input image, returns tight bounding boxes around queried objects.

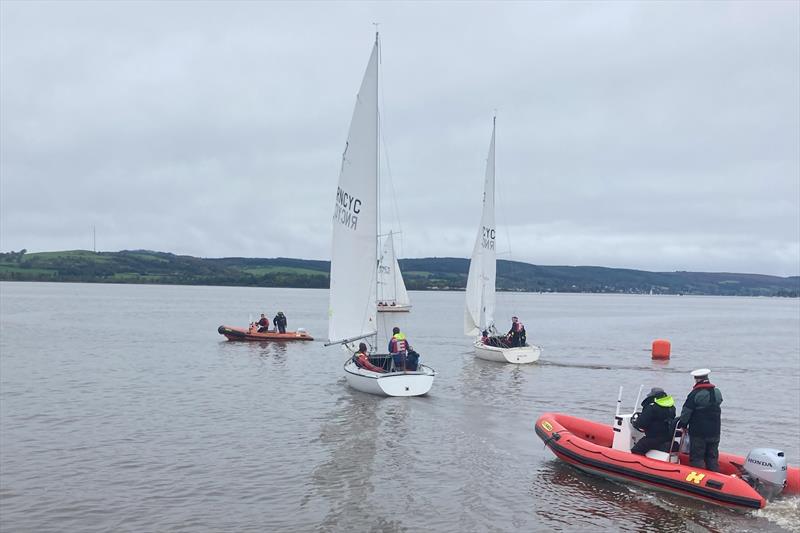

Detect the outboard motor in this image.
[742,448,787,500]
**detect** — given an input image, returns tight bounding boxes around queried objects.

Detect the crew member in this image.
[388,327,418,371]
[631,387,676,455]
[353,342,385,373]
[273,311,287,334]
[256,313,269,333]
[678,368,723,471]
[507,316,526,347]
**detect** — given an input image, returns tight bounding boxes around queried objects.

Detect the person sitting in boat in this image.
[353,342,385,373]
[256,313,269,333]
[506,316,526,347]
[481,330,490,345]
[273,311,287,334]
[388,327,419,371]
[630,387,676,455]
[678,368,723,472]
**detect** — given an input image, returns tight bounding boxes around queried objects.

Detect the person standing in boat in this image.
[256,313,269,333]
[631,387,676,455]
[273,311,287,334]
[678,368,723,472]
[388,327,418,371]
[353,342,385,373]
[506,316,526,347]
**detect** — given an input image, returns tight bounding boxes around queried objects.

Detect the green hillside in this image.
[0,249,796,296]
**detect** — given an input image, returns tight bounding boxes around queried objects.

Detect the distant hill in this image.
[0,249,797,297]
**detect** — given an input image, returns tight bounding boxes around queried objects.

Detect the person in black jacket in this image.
[678,368,723,471]
[631,387,676,455]
[273,311,287,334]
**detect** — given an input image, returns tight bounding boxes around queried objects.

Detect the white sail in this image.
[464,119,497,336]
[377,232,411,307]
[328,42,379,345]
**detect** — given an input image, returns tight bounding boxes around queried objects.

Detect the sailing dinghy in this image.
[377,231,411,312]
[464,118,542,364]
[325,33,435,397]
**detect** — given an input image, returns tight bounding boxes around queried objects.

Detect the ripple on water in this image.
[0,284,798,532]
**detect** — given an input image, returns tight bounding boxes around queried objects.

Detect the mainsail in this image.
[377,232,411,307]
[464,118,497,336]
[328,41,379,345]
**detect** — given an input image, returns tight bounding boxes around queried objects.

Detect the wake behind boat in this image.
[464,118,541,364]
[217,324,313,341]
[325,33,434,397]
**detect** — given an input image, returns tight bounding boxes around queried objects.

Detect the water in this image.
[1,282,798,532]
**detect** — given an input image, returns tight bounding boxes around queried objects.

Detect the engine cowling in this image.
[743,448,787,500]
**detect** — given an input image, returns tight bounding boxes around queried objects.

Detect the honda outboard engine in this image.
[742,448,787,500]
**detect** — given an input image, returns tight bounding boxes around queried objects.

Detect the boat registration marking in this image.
[541,421,553,432]
[685,471,706,484]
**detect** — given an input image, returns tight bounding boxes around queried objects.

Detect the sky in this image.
[1,1,798,276]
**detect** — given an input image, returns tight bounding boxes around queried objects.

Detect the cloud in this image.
[1,1,798,275]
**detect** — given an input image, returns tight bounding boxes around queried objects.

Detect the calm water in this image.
[1,282,798,532]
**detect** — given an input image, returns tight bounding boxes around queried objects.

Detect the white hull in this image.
[343,359,435,397]
[473,340,541,364]
[377,305,411,313]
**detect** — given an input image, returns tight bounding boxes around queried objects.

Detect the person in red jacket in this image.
[255,313,269,333]
[353,342,385,373]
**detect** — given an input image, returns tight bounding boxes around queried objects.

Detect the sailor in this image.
[353,342,385,373]
[506,316,526,347]
[631,387,676,455]
[388,326,418,371]
[678,368,723,472]
[256,313,269,333]
[273,311,287,334]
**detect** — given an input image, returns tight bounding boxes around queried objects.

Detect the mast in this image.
[375,31,381,311]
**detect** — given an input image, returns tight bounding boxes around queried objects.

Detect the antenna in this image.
[93,225,96,253]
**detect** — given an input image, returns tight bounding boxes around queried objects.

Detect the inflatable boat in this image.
[217,324,314,342]
[535,388,799,510]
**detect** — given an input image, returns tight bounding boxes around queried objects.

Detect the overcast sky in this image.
[1,1,798,276]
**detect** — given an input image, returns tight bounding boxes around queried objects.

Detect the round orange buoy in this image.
[652,339,671,359]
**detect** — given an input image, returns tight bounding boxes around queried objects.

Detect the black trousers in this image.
[689,435,720,472]
[631,436,670,455]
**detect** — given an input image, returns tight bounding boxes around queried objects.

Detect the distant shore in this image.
[1,249,797,297]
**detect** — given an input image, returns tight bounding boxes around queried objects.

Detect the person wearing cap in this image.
[630,387,676,455]
[506,316,527,348]
[678,368,724,471]
[273,311,287,334]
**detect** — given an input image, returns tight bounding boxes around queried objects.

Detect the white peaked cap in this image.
[691,368,711,378]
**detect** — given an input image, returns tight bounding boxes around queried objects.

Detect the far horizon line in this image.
[3,248,797,279]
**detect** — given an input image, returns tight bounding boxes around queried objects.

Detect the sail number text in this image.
[334,187,361,230]
[482,226,495,251]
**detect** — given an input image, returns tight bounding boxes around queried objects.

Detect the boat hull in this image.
[377,305,411,313]
[535,412,800,510]
[343,359,435,397]
[218,325,314,342]
[474,340,541,364]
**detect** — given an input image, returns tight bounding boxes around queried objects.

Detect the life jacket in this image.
[353,351,368,367]
[654,395,675,408]
[391,333,408,353]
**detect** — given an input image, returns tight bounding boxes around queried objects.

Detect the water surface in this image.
[1,282,798,532]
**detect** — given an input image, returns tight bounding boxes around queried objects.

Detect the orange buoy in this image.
[652,339,671,359]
